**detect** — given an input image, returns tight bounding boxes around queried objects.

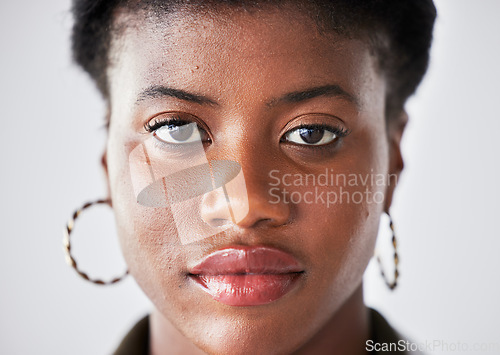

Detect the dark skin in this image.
[102,5,406,355]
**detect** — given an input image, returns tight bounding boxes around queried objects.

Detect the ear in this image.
[384,110,408,212]
[101,104,112,206]
[101,150,113,207]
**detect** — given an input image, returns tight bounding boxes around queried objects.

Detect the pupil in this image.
[299,128,324,144]
[169,124,195,142]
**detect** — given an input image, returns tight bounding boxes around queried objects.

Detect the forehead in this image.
[108,6,382,114]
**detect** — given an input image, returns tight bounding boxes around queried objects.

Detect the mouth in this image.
[188,246,305,307]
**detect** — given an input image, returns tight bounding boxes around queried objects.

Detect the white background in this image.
[1,1,499,354]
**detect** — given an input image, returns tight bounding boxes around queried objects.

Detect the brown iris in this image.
[298,128,324,144]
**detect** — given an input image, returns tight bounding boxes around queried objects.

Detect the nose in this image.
[200,160,291,229]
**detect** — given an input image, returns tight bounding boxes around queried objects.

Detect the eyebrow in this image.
[266,84,359,109]
[136,85,218,106]
[136,83,358,108]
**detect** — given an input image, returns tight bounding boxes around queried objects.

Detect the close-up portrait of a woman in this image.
[1,1,499,354]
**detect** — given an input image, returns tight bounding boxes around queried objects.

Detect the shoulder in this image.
[368,308,424,355]
[113,315,150,355]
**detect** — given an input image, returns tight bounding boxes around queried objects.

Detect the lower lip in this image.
[191,273,302,306]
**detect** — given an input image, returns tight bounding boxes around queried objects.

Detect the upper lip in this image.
[188,245,304,275]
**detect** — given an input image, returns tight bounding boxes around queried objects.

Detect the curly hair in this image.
[71,0,436,119]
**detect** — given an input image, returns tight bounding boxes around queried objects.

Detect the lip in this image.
[188,246,304,306]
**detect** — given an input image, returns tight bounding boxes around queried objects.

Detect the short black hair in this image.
[71,0,436,119]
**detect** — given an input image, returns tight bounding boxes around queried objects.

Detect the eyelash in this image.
[144,115,192,132]
[144,116,350,148]
[280,124,350,143]
[280,124,351,146]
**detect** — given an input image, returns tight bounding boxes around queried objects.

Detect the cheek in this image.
[106,132,185,297]
[290,124,389,293]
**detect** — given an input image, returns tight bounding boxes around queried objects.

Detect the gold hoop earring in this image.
[63,199,128,285]
[375,211,399,290]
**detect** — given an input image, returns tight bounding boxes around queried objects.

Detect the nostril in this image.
[200,187,235,227]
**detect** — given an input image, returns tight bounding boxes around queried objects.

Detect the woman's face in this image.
[105,6,399,354]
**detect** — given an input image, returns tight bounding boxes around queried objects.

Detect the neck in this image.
[150,284,370,355]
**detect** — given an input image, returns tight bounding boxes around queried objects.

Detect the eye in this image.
[283,125,343,146]
[155,122,201,144]
[144,115,211,145]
